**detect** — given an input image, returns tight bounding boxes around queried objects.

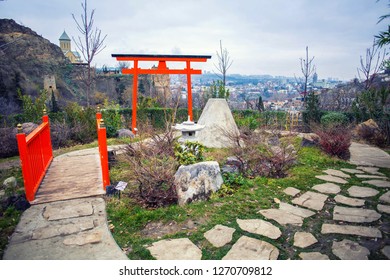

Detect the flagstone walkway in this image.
[146,166,390,260]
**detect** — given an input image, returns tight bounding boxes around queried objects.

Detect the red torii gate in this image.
[112,54,211,133]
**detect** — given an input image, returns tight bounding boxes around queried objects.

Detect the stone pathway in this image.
[146,165,390,260]
[3,197,127,259]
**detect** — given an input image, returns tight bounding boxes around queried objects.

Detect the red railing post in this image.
[16,125,34,201]
[96,112,110,190]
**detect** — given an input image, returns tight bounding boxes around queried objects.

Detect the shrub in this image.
[174,141,205,165]
[315,125,351,159]
[320,112,348,127]
[123,130,178,207]
[226,128,298,178]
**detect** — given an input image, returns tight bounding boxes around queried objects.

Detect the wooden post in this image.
[97,119,110,190]
[132,60,138,134]
[16,124,34,201]
[186,61,193,121]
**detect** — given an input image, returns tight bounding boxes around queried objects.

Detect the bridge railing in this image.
[96,111,110,190]
[16,111,53,202]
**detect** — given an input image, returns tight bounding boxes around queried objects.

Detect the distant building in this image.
[59,31,82,64]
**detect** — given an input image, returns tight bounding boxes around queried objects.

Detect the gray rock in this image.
[340,168,365,174]
[377,204,390,214]
[258,208,304,226]
[380,191,390,204]
[291,191,328,211]
[300,133,320,147]
[315,175,348,184]
[204,225,236,247]
[299,252,330,260]
[312,182,341,194]
[174,161,223,205]
[278,202,316,218]
[222,236,279,260]
[116,128,134,138]
[3,176,17,189]
[332,239,370,260]
[147,238,202,260]
[333,206,381,223]
[347,186,379,198]
[32,220,95,240]
[293,232,318,248]
[362,180,390,188]
[321,224,382,238]
[323,169,351,179]
[283,187,300,197]
[237,218,281,239]
[334,195,365,207]
[382,246,390,259]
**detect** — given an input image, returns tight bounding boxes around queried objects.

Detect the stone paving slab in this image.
[43,200,94,221]
[299,252,330,260]
[332,239,370,260]
[321,224,382,238]
[278,202,316,218]
[222,236,279,260]
[362,180,390,188]
[334,195,365,207]
[312,182,341,194]
[380,191,390,204]
[382,246,390,259]
[315,175,348,184]
[237,219,281,239]
[204,225,235,247]
[340,168,365,174]
[350,142,390,169]
[323,169,351,178]
[347,186,379,198]
[357,166,385,175]
[3,197,128,260]
[293,232,317,248]
[333,206,381,223]
[283,187,300,197]
[291,191,328,211]
[356,174,388,179]
[377,204,390,214]
[147,238,202,260]
[258,209,303,226]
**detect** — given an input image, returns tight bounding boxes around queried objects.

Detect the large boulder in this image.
[299,133,320,147]
[355,119,383,142]
[116,128,134,138]
[174,161,223,205]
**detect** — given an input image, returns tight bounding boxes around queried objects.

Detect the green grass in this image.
[106,144,386,260]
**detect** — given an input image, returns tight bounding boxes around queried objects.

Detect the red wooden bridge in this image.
[16,111,109,204]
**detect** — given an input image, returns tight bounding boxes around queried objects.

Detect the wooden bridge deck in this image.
[31,148,105,205]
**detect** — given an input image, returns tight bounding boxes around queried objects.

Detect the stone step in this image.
[237,219,281,239]
[321,224,382,238]
[312,182,341,194]
[347,186,379,198]
[222,236,279,260]
[333,206,381,223]
[323,169,351,179]
[332,239,370,260]
[315,175,348,184]
[291,191,328,211]
[362,180,390,188]
[258,209,303,226]
[334,195,365,207]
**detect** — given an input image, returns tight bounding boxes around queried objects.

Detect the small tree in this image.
[298,46,316,104]
[304,91,321,126]
[214,40,233,87]
[72,0,107,106]
[50,90,60,113]
[209,80,230,99]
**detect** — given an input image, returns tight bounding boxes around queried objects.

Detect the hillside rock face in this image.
[0,19,69,101]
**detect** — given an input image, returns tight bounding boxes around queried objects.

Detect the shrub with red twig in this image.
[314,125,351,160]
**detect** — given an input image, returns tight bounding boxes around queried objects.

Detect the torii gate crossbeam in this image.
[112,54,211,134]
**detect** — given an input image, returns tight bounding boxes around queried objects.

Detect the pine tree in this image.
[51,90,60,113]
[257,96,265,111]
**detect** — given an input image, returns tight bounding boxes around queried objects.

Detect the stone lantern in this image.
[173,116,205,142]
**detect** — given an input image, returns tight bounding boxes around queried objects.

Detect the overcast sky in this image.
[1,0,389,80]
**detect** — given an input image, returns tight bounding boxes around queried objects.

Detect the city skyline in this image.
[1,0,389,81]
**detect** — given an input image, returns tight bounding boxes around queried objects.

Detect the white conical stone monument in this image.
[194,98,239,148]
